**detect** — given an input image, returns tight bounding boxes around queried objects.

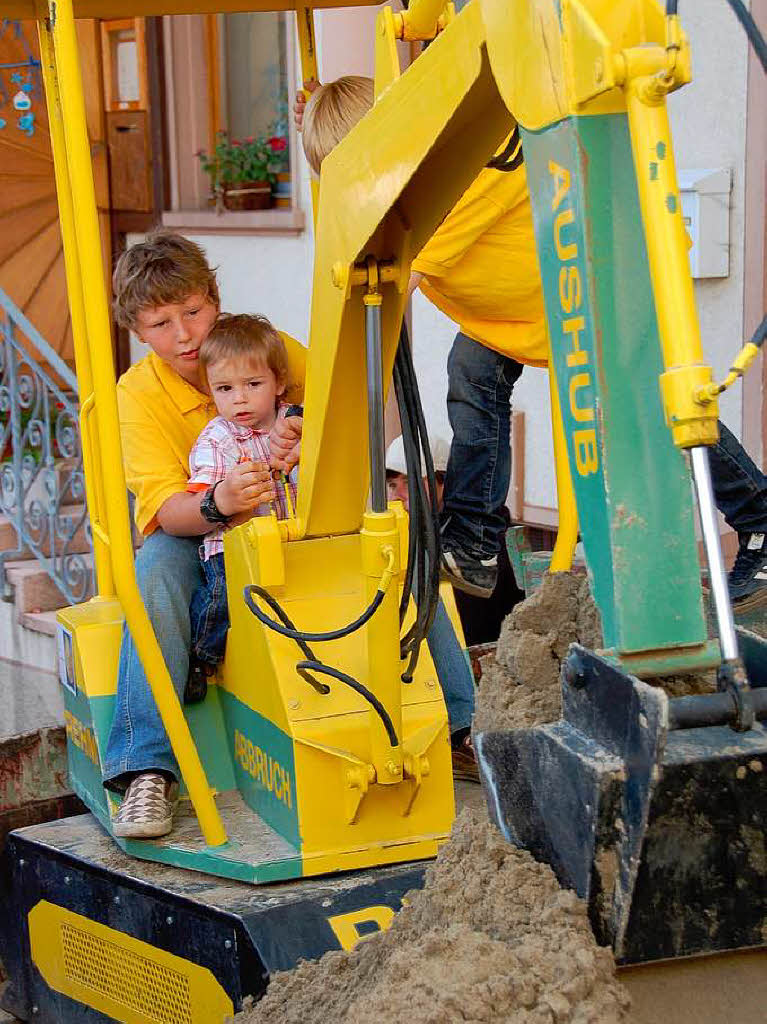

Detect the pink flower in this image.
[245,136,255,144]
[268,136,287,152]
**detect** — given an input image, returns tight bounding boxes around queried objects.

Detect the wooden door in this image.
[0,18,111,371]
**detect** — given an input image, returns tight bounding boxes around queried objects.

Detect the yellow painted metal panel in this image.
[222,511,455,869]
[29,901,233,1024]
[57,599,123,698]
[299,0,512,537]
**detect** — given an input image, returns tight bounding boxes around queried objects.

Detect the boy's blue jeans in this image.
[441,331,767,561]
[103,530,474,787]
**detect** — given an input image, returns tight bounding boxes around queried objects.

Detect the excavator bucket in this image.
[476,629,767,964]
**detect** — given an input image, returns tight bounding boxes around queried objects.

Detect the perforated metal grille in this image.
[60,921,193,1024]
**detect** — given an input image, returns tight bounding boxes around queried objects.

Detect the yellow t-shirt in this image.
[413,146,548,367]
[118,337,305,536]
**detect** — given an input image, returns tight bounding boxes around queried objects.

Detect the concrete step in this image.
[0,504,90,560]
[18,609,59,637]
[0,589,56,673]
[5,554,94,614]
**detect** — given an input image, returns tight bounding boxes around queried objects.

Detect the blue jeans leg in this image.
[441,332,523,560]
[708,421,767,536]
[426,596,475,734]
[102,531,204,788]
[190,552,230,665]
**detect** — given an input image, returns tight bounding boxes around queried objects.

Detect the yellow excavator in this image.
[0,0,765,1020]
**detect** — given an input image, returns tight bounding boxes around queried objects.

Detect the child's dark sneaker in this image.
[184,655,213,704]
[729,532,767,609]
[441,542,498,598]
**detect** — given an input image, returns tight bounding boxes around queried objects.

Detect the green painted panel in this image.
[577,114,705,652]
[523,114,706,657]
[219,689,300,851]
[523,119,616,643]
[63,683,109,818]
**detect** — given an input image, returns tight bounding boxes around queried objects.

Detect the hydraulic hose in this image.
[696,315,767,403]
[295,660,399,746]
[242,546,401,746]
[723,0,767,73]
[393,321,442,681]
[668,1,766,73]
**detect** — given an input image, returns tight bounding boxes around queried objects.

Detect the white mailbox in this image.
[678,168,732,279]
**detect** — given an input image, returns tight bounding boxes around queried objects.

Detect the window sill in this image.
[161,207,305,235]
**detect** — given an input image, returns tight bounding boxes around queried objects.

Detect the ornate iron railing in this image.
[0,287,93,606]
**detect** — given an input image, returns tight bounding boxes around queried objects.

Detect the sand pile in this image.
[474,571,600,732]
[237,807,630,1024]
[474,570,714,733]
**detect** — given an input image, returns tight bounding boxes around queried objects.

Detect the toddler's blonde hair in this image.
[200,313,289,391]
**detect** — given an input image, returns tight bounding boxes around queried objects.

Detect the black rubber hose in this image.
[396,323,441,672]
[244,583,385,643]
[669,2,766,72]
[393,342,419,624]
[751,314,767,349]
[296,660,399,746]
[393,329,442,676]
[723,0,767,73]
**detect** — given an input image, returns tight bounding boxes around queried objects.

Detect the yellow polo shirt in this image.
[413,150,548,367]
[118,338,305,536]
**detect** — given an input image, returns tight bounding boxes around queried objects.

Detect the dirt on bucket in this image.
[474,571,602,732]
[474,570,715,734]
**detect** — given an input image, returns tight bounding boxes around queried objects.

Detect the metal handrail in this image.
[0,286,94,606]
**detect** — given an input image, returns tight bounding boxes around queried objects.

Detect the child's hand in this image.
[270,415,302,472]
[293,79,319,133]
[215,461,275,517]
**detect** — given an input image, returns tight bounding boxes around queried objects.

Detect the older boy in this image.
[298,77,767,606]
[104,231,304,838]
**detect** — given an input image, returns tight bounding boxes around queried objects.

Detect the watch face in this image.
[201,487,228,524]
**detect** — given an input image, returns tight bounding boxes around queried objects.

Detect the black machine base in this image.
[0,814,425,1023]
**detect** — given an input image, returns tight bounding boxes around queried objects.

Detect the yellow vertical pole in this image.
[47,0,226,847]
[624,77,718,450]
[548,366,577,572]
[37,12,114,600]
[296,6,319,225]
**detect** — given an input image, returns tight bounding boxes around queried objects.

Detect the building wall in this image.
[135,0,759,525]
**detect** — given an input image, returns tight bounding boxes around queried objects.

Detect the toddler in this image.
[186,313,298,688]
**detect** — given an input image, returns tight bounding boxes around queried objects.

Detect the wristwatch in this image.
[200,481,231,526]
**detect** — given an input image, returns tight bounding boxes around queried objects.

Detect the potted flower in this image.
[197,131,284,211]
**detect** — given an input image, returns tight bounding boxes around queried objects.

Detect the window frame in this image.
[160,11,304,235]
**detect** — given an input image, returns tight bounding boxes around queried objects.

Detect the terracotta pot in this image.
[223,181,273,211]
